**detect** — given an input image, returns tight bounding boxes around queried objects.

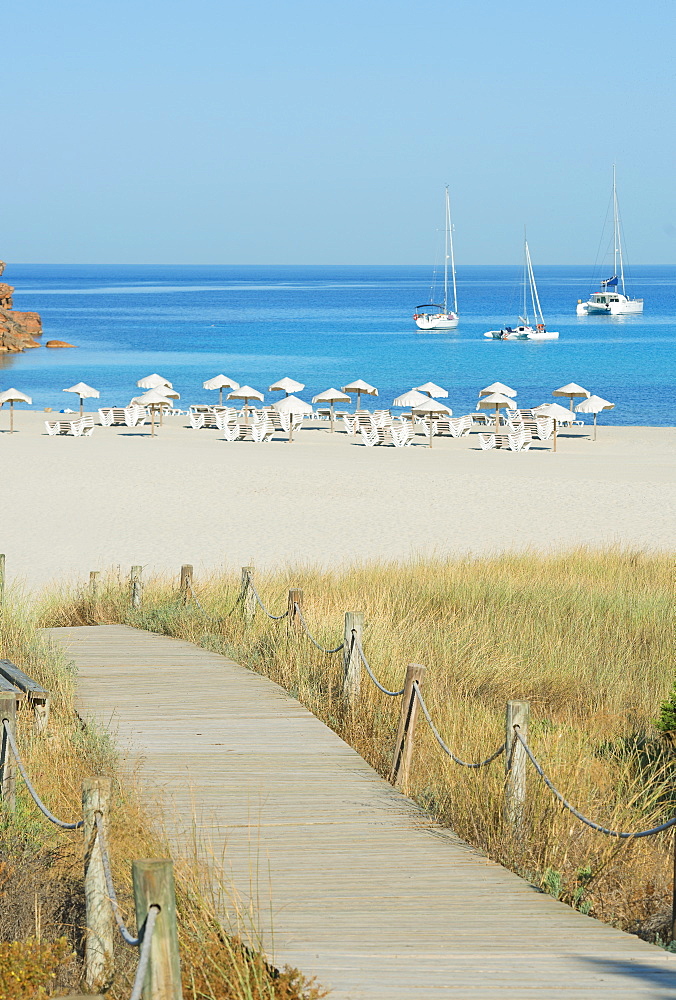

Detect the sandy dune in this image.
[1,412,674,591]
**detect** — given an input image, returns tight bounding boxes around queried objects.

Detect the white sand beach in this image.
[1,412,674,590]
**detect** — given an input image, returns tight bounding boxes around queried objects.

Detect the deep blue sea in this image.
[2,264,675,425]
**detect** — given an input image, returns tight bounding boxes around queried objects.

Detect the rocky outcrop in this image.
[0,283,13,309]
[0,308,41,352]
[45,340,76,348]
[0,267,44,351]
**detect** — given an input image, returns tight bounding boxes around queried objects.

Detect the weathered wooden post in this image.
[0,692,16,811]
[89,571,101,601]
[179,565,193,604]
[389,664,426,792]
[287,589,303,634]
[130,566,143,610]
[504,700,530,834]
[342,612,363,708]
[132,859,183,1000]
[83,777,114,992]
[241,566,256,623]
[0,553,5,608]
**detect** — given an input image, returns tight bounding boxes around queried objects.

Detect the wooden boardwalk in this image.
[47,624,676,999]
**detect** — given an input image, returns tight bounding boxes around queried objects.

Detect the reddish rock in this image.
[0,283,14,309]
[45,340,76,348]
[7,311,42,335]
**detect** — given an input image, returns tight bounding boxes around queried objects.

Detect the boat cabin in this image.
[589,293,623,305]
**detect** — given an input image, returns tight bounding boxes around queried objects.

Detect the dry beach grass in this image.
[38,548,676,943]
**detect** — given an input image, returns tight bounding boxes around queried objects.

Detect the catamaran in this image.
[576,168,643,316]
[484,239,559,341]
[414,186,459,331]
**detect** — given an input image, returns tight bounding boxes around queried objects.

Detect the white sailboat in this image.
[577,167,643,316]
[414,186,459,331]
[484,239,559,341]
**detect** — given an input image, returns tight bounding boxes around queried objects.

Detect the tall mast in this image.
[522,229,529,323]
[443,187,449,311]
[525,240,545,325]
[613,165,626,296]
[446,185,458,315]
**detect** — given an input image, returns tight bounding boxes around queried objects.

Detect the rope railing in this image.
[129,905,160,1000]
[413,683,506,768]
[2,719,83,829]
[353,635,405,697]
[293,603,344,653]
[514,729,676,839]
[95,811,143,946]
[247,578,289,620]
[0,708,181,998]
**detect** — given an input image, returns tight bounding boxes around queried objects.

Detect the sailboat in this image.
[576,168,643,316]
[484,238,559,341]
[413,186,459,331]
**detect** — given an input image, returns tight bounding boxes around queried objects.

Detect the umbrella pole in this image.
[494,405,500,432]
[428,415,433,448]
[151,407,156,437]
[219,388,223,406]
[330,404,335,434]
[553,419,557,452]
[356,391,361,411]
[10,402,14,434]
[80,397,84,416]
[594,413,597,441]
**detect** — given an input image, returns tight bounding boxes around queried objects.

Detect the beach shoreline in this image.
[2,412,674,591]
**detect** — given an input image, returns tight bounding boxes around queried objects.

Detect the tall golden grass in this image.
[0,599,326,998]
[37,549,676,942]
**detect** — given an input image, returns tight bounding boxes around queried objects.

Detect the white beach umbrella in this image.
[311,387,351,433]
[137,373,173,390]
[393,389,430,422]
[575,394,615,441]
[274,394,313,443]
[479,382,517,398]
[477,391,517,431]
[341,379,378,410]
[552,382,590,412]
[63,382,100,416]
[203,375,239,405]
[269,377,305,396]
[413,397,453,449]
[131,387,179,424]
[134,388,172,437]
[227,385,264,424]
[415,381,448,398]
[0,388,32,433]
[533,402,576,452]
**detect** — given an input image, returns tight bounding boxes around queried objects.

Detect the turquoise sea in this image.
[2,264,675,425]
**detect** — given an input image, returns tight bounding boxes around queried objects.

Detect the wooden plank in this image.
[0,659,48,695]
[45,625,676,999]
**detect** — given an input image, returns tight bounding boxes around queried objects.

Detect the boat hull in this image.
[577,297,643,316]
[414,313,459,331]
[484,325,559,341]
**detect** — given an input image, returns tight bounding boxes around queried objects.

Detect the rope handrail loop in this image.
[246,579,289,620]
[2,719,83,829]
[184,578,243,621]
[413,684,506,768]
[514,730,676,839]
[292,603,344,654]
[353,635,405,697]
[94,812,142,946]
[129,904,160,1000]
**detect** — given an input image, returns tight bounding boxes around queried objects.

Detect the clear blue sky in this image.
[4,0,675,264]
